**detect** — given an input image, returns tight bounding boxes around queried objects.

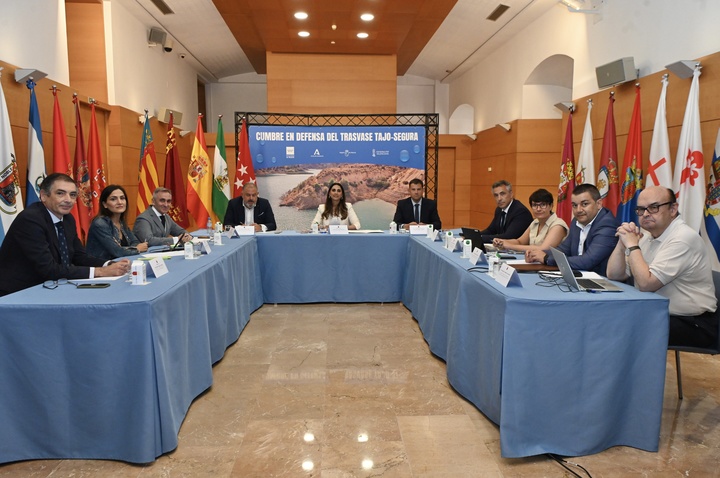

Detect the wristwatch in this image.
[625,245,640,256]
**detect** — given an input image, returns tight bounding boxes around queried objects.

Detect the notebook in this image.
[549,247,623,292]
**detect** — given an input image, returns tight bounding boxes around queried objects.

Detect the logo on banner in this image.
[311,149,324,158]
[286,146,295,159]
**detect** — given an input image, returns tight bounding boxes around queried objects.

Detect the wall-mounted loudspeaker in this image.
[148,27,167,46]
[159,108,183,125]
[595,57,637,89]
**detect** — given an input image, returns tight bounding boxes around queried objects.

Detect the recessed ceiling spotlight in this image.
[331,41,336,44]
[357,32,369,39]
[360,13,374,21]
[294,12,308,20]
[331,24,337,30]
[298,31,310,37]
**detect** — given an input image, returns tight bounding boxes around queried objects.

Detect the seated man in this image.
[0,173,129,296]
[392,178,442,231]
[607,186,717,347]
[527,183,618,275]
[223,183,277,232]
[478,180,532,243]
[133,187,192,247]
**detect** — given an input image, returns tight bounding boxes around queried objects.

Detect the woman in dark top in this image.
[86,185,148,261]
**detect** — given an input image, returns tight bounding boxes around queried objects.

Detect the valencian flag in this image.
[26,79,46,206]
[136,111,160,216]
[618,85,643,224]
[87,101,107,215]
[704,128,720,262]
[596,93,620,215]
[646,75,673,188]
[672,66,705,232]
[73,95,92,241]
[51,87,81,237]
[0,74,23,246]
[212,116,230,221]
[557,111,575,223]
[163,112,189,228]
[186,114,213,228]
[234,118,256,197]
[576,99,595,186]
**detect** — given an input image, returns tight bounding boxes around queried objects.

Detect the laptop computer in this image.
[461,227,517,260]
[549,247,623,292]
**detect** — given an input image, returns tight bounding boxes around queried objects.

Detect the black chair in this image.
[668,270,720,399]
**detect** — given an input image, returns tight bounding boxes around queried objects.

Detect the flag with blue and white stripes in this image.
[26,79,46,205]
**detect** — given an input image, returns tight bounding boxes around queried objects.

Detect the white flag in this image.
[0,77,23,245]
[647,76,673,188]
[576,100,595,186]
[672,67,705,232]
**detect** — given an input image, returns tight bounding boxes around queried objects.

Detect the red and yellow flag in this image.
[136,112,159,216]
[163,112,189,228]
[186,114,213,228]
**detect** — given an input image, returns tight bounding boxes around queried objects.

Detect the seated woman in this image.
[312,182,361,230]
[493,188,568,254]
[86,185,149,261]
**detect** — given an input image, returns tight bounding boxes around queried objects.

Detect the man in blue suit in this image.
[393,178,442,231]
[527,183,618,275]
[223,183,277,231]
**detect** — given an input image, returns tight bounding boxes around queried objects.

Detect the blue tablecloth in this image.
[403,237,670,457]
[0,237,263,463]
[256,231,408,303]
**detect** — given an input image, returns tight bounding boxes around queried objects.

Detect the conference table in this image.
[0,231,669,463]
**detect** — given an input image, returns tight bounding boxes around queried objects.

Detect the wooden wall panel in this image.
[66,2,108,103]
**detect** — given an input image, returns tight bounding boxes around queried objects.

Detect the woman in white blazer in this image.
[312,182,361,230]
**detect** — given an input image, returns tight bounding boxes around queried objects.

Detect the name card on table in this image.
[409,224,428,236]
[235,225,255,236]
[429,229,439,241]
[328,225,349,235]
[445,237,463,252]
[147,257,169,278]
[201,240,212,254]
[494,262,523,287]
[469,247,486,266]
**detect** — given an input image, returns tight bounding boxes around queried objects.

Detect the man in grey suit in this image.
[133,187,192,247]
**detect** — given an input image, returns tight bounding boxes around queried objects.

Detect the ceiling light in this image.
[331,41,336,44]
[357,32,369,39]
[332,24,337,30]
[294,12,308,20]
[298,31,310,37]
[360,13,374,21]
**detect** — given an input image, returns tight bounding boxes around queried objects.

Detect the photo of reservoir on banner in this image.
[248,125,427,231]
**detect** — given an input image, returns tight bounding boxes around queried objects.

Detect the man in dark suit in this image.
[223,183,276,231]
[393,178,442,231]
[478,179,533,243]
[527,183,619,275]
[133,187,192,247]
[0,173,129,296]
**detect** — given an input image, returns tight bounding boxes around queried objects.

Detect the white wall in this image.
[204,73,267,133]
[0,0,70,85]
[449,0,720,133]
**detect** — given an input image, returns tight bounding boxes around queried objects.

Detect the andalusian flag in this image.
[212,116,230,221]
[136,111,159,216]
[186,114,213,228]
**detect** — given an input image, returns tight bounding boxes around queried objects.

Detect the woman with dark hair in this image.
[86,185,148,261]
[311,182,361,230]
[492,188,567,252]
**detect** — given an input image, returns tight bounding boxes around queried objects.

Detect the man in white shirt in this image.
[223,183,277,232]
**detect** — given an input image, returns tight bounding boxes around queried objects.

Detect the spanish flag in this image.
[186,114,213,229]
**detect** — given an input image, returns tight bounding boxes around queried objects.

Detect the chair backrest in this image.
[668,270,720,354]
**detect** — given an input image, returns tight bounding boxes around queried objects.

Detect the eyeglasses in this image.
[635,202,673,216]
[42,278,78,290]
[531,202,550,209]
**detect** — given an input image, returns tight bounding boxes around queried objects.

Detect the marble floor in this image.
[2,303,720,477]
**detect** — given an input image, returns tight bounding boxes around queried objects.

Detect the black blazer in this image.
[0,202,105,296]
[479,199,533,242]
[393,197,442,230]
[223,197,277,231]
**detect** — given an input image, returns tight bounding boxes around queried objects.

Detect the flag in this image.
[136,112,160,216]
[618,86,643,224]
[646,75,673,188]
[186,114,213,228]
[212,116,230,221]
[73,95,92,241]
[163,112,189,228]
[596,93,620,215]
[576,100,595,186]
[0,76,23,245]
[51,87,81,237]
[557,112,575,223]
[26,79,46,205]
[704,128,720,263]
[672,67,704,232]
[234,118,256,197]
[86,101,107,215]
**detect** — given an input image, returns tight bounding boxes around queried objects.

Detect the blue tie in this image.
[55,222,71,267]
[414,203,420,223]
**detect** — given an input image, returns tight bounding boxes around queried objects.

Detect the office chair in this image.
[668,270,720,399]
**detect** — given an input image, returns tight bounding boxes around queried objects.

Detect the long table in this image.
[0,232,669,462]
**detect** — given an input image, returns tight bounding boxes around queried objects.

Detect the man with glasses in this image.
[607,186,717,347]
[0,173,130,296]
[527,183,618,275]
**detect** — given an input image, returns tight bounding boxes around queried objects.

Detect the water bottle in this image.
[389,221,397,234]
[184,241,194,260]
[206,217,213,235]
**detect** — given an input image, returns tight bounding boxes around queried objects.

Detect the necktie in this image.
[160,214,166,228]
[55,222,71,267]
[500,211,507,231]
[414,203,420,223]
